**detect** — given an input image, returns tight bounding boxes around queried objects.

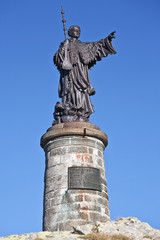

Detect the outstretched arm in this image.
[81,31,116,69]
[103,31,117,55]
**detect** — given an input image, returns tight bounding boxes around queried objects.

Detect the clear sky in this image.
[0,0,160,237]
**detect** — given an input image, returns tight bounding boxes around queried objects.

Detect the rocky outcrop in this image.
[1,217,160,240]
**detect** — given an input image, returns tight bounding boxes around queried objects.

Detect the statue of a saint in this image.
[53,25,116,124]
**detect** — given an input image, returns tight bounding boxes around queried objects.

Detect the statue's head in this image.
[68,25,80,39]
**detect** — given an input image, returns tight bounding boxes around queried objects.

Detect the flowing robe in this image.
[53,37,116,120]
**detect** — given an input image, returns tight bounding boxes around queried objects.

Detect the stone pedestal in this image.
[41,122,110,231]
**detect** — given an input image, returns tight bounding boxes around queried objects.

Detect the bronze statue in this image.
[53,7,116,125]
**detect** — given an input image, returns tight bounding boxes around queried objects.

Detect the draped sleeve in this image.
[79,37,116,69]
[53,41,65,71]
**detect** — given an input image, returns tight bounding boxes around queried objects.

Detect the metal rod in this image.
[61,6,67,40]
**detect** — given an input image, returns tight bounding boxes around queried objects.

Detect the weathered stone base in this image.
[41,122,109,231]
[43,189,110,231]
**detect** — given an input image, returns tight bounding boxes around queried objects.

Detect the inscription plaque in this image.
[68,167,101,191]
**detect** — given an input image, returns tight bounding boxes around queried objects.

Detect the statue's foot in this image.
[61,115,77,123]
[77,116,89,122]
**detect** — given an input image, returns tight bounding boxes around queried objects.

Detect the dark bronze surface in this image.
[68,167,101,191]
[53,19,116,125]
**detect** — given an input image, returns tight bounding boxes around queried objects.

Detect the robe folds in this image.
[53,37,116,120]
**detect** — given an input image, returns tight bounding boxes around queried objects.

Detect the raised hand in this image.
[108,31,116,41]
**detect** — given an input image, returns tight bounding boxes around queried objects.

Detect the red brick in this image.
[79,212,88,220]
[84,195,92,201]
[81,206,90,210]
[75,195,83,202]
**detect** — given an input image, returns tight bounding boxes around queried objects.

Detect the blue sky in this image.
[0,0,160,237]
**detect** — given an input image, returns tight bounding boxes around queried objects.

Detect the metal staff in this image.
[61,6,73,70]
[61,6,67,40]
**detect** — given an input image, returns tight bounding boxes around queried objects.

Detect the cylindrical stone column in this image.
[41,122,110,231]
